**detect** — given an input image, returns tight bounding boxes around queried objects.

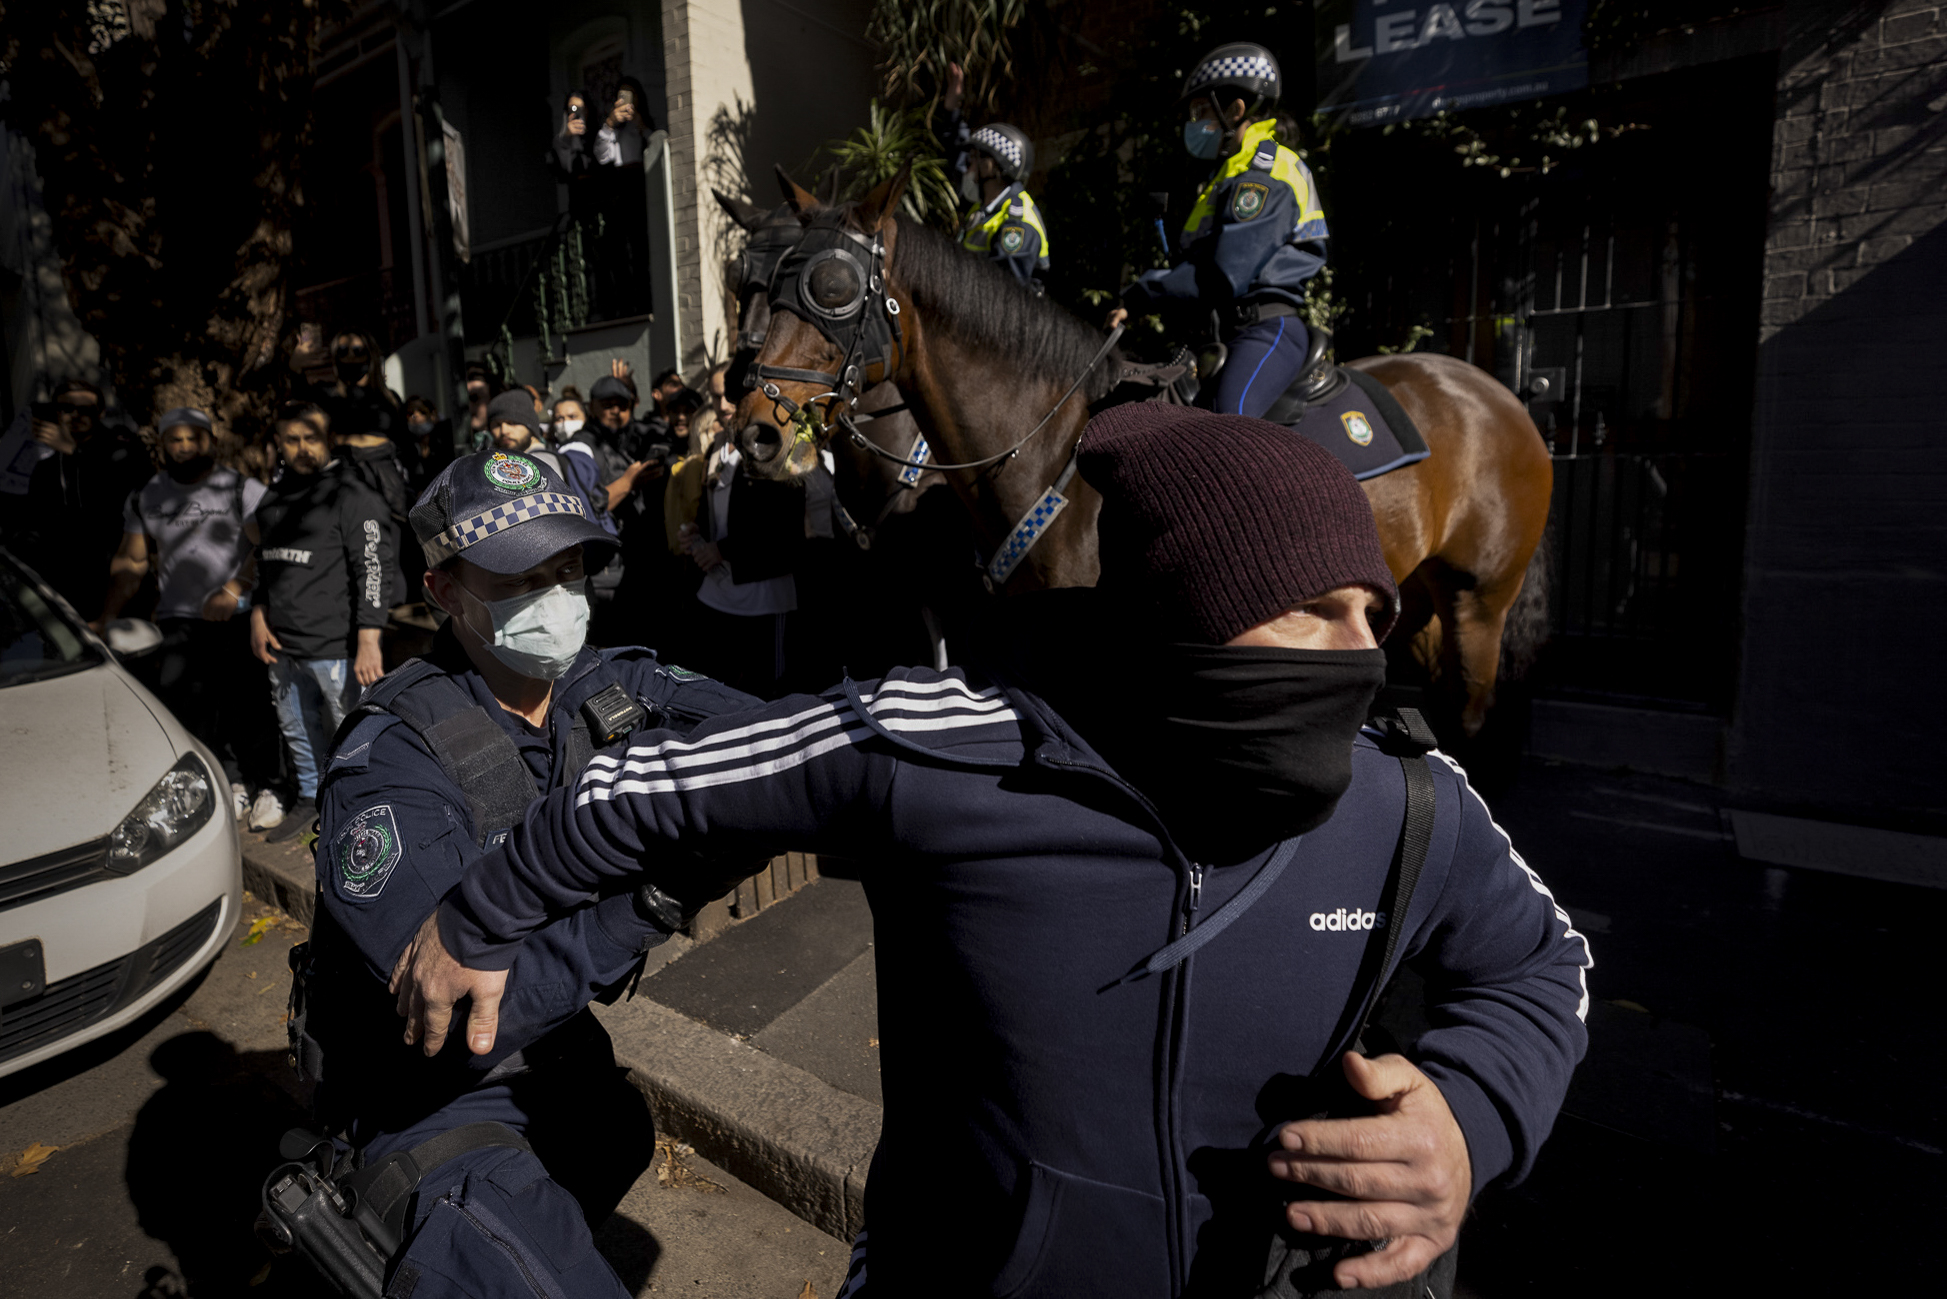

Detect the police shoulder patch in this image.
[997,224,1029,255]
[1231,182,1269,221]
[337,804,404,900]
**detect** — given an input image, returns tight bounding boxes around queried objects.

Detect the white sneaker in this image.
[249,790,287,831]
[231,783,251,820]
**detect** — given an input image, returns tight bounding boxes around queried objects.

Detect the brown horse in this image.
[735,170,1553,737]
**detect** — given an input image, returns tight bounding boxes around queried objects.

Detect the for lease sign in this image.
[1315,0,1589,126]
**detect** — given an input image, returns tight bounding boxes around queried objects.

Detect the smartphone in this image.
[30,401,58,423]
[568,102,584,121]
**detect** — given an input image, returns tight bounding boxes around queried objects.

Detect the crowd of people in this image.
[0,338,849,847]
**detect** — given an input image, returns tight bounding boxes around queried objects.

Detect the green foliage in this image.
[1375,323,1434,355]
[0,0,352,433]
[819,101,961,229]
[867,0,1029,118]
[1379,104,1647,178]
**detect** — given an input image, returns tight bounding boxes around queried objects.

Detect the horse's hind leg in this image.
[1447,578,1521,739]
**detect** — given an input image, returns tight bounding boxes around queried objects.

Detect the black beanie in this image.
[1078,403,1399,643]
[484,389,539,436]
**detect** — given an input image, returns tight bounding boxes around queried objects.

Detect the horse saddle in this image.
[1192,327,1432,482]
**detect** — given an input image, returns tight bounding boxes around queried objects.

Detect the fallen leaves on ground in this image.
[12,1142,58,1177]
[241,917,277,946]
[654,1137,724,1193]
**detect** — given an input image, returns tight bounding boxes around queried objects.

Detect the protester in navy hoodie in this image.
[390,403,1592,1299]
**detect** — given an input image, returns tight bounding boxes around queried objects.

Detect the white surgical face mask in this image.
[958,170,982,205]
[457,578,590,680]
[555,417,584,438]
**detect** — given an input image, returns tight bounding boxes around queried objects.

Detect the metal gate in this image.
[1337,71,1770,709]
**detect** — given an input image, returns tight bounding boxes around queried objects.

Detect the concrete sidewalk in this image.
[238,831,883,1243]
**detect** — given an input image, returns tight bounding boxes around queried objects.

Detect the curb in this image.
[596,996,881,1243]
[237,831,875,1240]
[240,831,317,927]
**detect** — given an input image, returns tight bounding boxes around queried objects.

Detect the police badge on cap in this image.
[410,449,618,575]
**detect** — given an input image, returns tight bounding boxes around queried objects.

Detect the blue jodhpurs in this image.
[1206,315,1309,420]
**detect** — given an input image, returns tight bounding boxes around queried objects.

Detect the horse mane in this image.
[811,207,1118,401]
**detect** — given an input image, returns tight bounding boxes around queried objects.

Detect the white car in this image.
[0,550,241,1078]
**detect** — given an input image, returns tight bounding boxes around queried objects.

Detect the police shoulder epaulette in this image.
[1250,140,1277,171]
[326,711,401,775]
[1008,193,1027,217]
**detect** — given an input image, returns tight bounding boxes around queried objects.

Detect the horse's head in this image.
[735,164,911,480]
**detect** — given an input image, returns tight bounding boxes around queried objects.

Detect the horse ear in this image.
[854,161,911,233]
[775,164,822,216]
[713,189,767,231]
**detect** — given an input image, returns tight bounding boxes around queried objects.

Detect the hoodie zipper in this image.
[1047,752,1204,1294]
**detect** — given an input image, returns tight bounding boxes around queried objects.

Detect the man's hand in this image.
[686,537,724,573]
[1268,1053,1472,1290]
[250,606,282,664]
[944,62,965,113]
[389,908,508,1058]
[202,586,240,623]
[354,634,385,688]
[1105,305,1130,331]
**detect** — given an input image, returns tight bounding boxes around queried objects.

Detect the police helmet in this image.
[968,123,1034,184]
[1180,43,1282,118]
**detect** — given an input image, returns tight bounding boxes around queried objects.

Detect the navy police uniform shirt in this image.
[1124,119,1329,317]
[312,627,756,1149]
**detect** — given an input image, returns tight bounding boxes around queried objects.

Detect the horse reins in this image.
[747,216,1124,586]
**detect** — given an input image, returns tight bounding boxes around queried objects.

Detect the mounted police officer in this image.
[1107,43,1328,420]
[937,61,1051,290]
[292,447,755,1296]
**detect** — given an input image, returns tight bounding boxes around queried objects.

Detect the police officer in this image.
[937,62,1051,290]
[301,447,756,1296]
[1107,43,1328,419]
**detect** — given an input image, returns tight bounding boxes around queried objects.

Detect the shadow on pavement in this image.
[125,1032,328,1298]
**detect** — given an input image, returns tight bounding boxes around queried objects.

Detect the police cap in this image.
[409,449,616,575]
[1181,43,1282,116]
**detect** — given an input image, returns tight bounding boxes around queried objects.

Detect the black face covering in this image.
[335,359,368,384]
[1090,645,1389,864]
[167,454,215,482]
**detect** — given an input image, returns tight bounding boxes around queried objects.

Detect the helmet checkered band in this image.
[970,127,1024,170]
[421,491,588,565]
[1186,54,1278,96]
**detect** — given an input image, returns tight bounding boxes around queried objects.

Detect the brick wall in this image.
[1729,0,1947,824]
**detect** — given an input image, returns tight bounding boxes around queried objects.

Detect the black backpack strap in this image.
[340,1121,533,1252]
[1327,706,1441,1056]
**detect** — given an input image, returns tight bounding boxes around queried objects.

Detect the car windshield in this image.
[0,553,104,686]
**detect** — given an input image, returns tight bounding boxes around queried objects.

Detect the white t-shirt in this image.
[695,446,797,619]
[125,468,268,620]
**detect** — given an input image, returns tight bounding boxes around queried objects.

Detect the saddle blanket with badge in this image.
[1283,367,1430,481]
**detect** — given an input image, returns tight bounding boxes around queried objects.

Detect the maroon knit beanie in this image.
[1078,403,1399,644]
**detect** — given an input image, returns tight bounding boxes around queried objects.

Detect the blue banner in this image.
[1316,1,1589,127]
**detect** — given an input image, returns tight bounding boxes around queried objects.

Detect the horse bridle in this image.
[749,218,1125,586]
[748,224,907,446]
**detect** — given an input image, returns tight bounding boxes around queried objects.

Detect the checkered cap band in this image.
[421,491,588,565]
[970,127,1023,170]
[1186,54,1278,95]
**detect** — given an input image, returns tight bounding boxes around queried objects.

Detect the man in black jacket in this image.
[3,379,153,619]
[566,374,677,643]
[247,402,393,842]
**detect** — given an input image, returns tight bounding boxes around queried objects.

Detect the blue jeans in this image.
[268,656,356,799]
[1207,314,1309,420]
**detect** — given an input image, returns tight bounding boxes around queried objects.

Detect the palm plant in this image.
[821,100,961,229]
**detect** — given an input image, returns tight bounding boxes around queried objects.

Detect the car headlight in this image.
[104,753,215,875]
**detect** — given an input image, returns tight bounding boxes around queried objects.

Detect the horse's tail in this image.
[1499,523,1553,681]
